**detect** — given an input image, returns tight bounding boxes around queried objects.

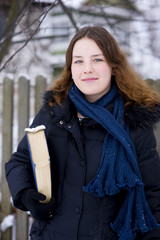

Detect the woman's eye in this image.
[94,58,103,62]
[75,60,83,64]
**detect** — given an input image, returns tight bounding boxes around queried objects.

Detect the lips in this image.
[82,78,98,82]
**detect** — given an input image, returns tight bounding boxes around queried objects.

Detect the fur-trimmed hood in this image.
[124,104,160,128]
[43,90,160,129]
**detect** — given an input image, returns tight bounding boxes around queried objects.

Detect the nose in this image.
[84,62,93,74]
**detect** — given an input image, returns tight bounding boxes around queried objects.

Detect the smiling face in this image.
[71,38,112,102]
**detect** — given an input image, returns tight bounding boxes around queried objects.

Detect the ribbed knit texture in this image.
[69,82,159,240]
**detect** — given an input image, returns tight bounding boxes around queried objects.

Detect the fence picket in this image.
[16,76,30,240]
[1,77,13,240]
[0,75,47,239]
[18,76,30,142]
[35,75,47,115]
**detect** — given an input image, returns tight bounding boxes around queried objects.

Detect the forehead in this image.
[72,38,103,56]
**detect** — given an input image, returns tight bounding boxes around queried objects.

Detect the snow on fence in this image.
[0,75,48,240]
[0,76,160,240]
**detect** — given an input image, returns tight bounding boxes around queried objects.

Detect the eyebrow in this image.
[72,54,104,58]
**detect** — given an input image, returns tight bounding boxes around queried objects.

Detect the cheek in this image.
[95,64,110,73]
[71,65,76,76]
[71,66,81,79]
[71,65,74,75]
[101,66,112,77]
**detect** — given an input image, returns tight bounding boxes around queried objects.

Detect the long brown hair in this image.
[50,26,160,107]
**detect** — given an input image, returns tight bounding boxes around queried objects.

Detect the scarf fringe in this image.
[83,136,143,197]
[111,188,159,240]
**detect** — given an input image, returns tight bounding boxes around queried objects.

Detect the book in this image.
[25,125,51,203]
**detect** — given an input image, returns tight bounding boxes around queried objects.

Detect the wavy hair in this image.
[50,26,160,107]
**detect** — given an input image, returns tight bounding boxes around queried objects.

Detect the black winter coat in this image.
[5,94,160,240]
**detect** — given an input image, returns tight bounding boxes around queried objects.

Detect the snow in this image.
[0,0,160,237]
[1,0,160,82]
[36,0,86,8]
[0,215,14,232]
[129,0,160,80]
[25,125,46,133]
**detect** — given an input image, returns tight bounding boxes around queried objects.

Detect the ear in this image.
[112,69,115,75]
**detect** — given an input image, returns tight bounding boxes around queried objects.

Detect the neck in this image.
[77,112,86,119]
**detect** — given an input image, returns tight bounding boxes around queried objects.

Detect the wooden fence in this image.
[0,75,48,240]
[0,76,160,240]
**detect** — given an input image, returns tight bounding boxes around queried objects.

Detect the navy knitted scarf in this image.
[69,82,159,240]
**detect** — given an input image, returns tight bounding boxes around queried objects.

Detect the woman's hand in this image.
[20,189,56,220]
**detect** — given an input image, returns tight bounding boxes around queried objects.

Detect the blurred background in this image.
[0,0,160,82]
[0,0,160,239]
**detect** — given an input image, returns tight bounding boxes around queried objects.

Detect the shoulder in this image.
[42,90,74,121]
[124,104,160,129]
[32,90,58,124]
[30,107,52,128]
[125,104,160,154]
[43,90,56,110]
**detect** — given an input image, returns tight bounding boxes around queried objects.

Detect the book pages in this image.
[25,125,51,203]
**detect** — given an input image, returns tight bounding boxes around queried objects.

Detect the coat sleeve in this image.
[5,107,52,210]
[131,126,160,239]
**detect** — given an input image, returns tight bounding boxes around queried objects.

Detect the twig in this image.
[58,0,78,31]
[0,0,59,72]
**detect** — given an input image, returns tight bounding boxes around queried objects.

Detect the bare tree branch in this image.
[58,0,78,31]
[0,0,33,64]
[1,0,160,77]
[0,0,59,71]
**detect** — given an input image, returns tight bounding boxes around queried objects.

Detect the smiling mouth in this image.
[82,78,98,82]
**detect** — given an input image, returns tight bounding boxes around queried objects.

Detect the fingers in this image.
[22,190,56,220]
[30,190,46,201]
[31,202,55,220]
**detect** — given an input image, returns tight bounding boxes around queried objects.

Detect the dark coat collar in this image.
[43,91,76,124]
[124,104,160,128]
[43,90,160,129]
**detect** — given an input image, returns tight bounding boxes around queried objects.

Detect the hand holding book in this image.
[25,125,52,203]
[20,188,56,220]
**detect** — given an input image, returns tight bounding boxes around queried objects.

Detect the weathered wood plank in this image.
[16,76,30,240]
[18,76,30,142]
[35,75,47,115]
[1,77,13,240]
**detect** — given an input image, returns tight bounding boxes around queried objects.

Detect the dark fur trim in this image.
[42,90,57,117]
[125,104,160,128]
[43,90,55,109]
[43,91,160,128]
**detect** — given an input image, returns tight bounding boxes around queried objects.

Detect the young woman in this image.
[5,26,160,240]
